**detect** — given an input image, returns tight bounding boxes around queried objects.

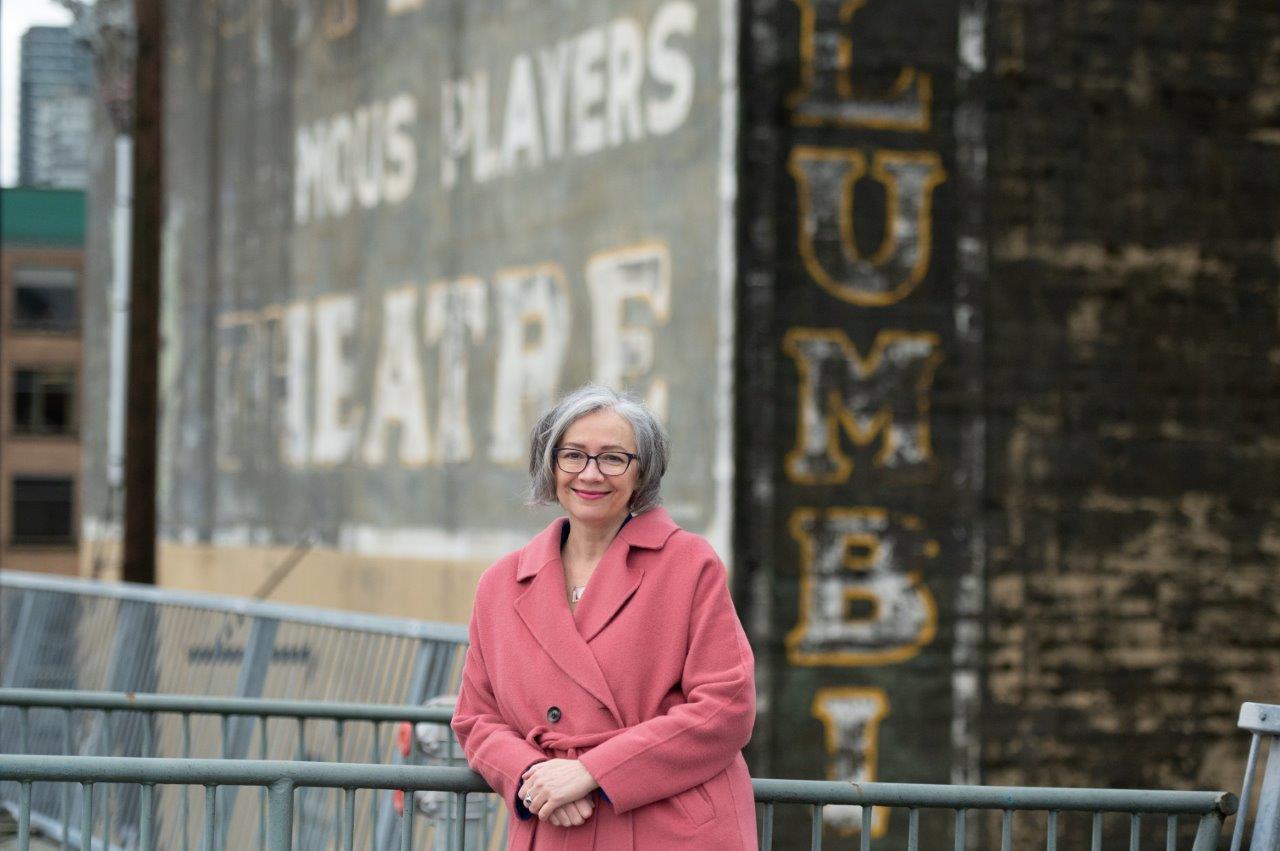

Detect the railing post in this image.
[267,780,294,850]
[139,783,154,851]
[18,781,31,851]
[1191,811,1225,851]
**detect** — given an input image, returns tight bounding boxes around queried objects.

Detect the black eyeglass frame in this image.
[552,447,640,476]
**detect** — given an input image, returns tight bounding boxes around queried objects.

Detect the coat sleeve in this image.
[578,551,756,814]
[450,581,548,819]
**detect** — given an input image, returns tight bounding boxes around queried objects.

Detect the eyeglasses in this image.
[553,448,638,476]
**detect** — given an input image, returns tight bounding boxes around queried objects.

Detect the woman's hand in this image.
[547,797,595,827]
[518,759,600,821]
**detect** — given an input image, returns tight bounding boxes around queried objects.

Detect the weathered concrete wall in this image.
[982,0,1280,842]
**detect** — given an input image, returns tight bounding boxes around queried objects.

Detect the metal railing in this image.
[753,779,1236,851]
[1231,702,1280,851]
[0,756,1236,851]
[0,571,467,706]
[0,688,490,850]
[0,571,469,849]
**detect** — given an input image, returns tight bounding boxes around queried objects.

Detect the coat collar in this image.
[515,507,678,581]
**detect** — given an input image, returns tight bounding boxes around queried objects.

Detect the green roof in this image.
[1,187,86,247]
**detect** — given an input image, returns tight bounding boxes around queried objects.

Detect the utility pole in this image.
[122,0,162,584]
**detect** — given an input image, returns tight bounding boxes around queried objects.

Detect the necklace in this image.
[569,586,586,603]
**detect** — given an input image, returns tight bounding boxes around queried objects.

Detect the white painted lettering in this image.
[572,27,607,155]
[586,242,671,419]
[363,288,431,466]
[646,1,697,136]
[607,17,645,146]
[491,265,571,463]
[424,279,487,463]
[312,294,361,464]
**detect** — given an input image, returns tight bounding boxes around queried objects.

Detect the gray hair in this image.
[528,384,669,514]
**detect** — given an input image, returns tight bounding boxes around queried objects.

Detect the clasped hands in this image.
[518,759,600,827]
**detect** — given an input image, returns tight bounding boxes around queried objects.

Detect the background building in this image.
[1,187,84,575]
[18,26,92,189]
[78,0,1279,845]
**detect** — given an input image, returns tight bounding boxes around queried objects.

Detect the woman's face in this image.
[554,408,641,532]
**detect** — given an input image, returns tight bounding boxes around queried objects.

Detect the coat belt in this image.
[524,724,631,758]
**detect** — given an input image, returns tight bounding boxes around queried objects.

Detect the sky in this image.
[2,0,75,186]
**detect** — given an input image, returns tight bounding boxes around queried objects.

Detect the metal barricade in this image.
[0,689,496,850]
[0,570,470,850]
[0,756,1237,851]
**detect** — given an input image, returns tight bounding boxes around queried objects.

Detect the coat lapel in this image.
[512,509,681,724]
[515,520,623,722]
[573,535,643,644]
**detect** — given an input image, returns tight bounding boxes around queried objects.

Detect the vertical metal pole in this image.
[103,712,114,848]
[342,788,356,851]
[61,711,71,851]
[1001,810,1013,851]
[1251,737,1280,851]
[860,805,872,851]
[81,782,94,851]
[371,724,381,851]
[1231,734,1261,851]
[182,714,192,851]
[1092,812,1103,851]
[267,781,294,850]
[106,133,133,492]
[259,718,268,851]
[954,808,967,851]
[452,793,467,851]
[400,790,413,851]
[810,804,823,851]
[203,786,216,851]
[760,803,774,851]
[907,808,919,851]
[1130,813,1141,851]
[122,0,164,586]
[19,707,29,753]
[1046,810,1058,851]
[19,781,32,851]
[1191,812,1225,851]
[140,784,155,851]
[333,721,345,848]
[1166,815,1177,851]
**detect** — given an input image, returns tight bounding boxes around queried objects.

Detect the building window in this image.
[14,369,75,435]
[13,267,78,331]
[11,476,75,545]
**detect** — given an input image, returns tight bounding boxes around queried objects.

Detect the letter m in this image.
[784,328,942,483]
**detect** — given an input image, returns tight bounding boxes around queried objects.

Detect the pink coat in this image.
[451,507,758,849]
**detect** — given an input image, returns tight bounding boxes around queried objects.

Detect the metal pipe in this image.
[267,780,293,850]
[0,687,455,724]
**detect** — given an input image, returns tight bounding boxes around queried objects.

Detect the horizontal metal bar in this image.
[0,756,1237,817]
[1238,702,1280,735]
[0,688,453,724]
[0,570,468,643]
[750,780,1237,816]
[0,755,491,792]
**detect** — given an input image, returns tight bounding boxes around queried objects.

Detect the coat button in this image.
[547,706,562,723]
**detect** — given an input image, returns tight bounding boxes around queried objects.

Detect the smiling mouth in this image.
[572,489,610,500]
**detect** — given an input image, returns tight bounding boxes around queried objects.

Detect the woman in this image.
[451,384,758,849]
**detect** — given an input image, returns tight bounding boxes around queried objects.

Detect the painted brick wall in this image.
[738,0,1280,845]
[982,0,1280,813]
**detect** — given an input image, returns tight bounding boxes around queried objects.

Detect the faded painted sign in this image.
[737,0,983,844]
[109,0,736,560]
